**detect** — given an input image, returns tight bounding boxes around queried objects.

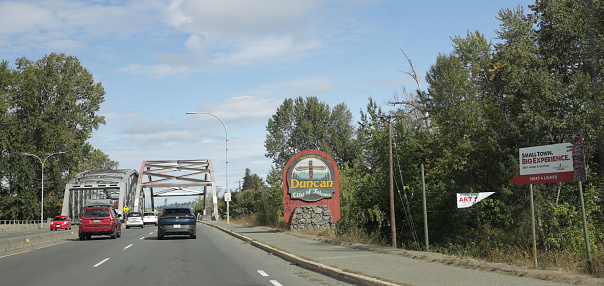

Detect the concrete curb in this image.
[203,222,408,286]
[0,230,77,253]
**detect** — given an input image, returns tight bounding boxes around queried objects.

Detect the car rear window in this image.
[84,208,110,218]
[143,212,155,216]
[163,208,191,215]
[128,212,141,217]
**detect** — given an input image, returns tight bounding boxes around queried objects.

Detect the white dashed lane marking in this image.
[258,270,269,277]
[258,270,282,286]
[93,258,110,268]
[123,244,133,250]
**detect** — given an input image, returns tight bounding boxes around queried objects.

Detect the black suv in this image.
[157,206,196,239]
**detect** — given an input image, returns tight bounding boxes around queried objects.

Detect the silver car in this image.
[125,212,144,229]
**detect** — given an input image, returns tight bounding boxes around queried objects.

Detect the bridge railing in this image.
[0,220,47,231]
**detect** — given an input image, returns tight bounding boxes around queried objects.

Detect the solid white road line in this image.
[258,270,269,277]
[93,258,110,268]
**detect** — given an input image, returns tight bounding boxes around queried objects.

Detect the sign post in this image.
[510,137,589,269]
[224,192,231,224]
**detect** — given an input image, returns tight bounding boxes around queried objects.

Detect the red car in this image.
[50,215,72,231]
[79,204,122,240]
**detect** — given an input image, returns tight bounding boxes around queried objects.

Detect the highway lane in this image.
[0,223,352,286]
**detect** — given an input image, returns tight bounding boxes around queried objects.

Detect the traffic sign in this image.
[509,171,573,186]
[224,192,231,202]
[123,206,130,212]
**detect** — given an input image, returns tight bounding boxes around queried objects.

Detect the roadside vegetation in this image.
[220,0,604,278]
[0,53,117,220]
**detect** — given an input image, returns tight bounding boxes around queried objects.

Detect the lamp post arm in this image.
[23,151,66,222]
[186,112,229,222]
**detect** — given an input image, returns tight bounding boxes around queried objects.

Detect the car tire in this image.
[117,228,121,238]
[79,233,85,240]
[126,226,130,229]
[158,234,164,240]
[190,234,196,239]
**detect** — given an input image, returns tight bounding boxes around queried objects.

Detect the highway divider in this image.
[0,230,78,253]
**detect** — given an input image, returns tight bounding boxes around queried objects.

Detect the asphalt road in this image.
[0,224,353,286]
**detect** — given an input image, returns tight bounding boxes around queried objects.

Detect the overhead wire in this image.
[393,138,419,245]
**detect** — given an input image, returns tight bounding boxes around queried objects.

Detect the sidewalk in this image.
[203,220,603,286]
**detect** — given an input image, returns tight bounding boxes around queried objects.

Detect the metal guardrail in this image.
[0,219,41,225]
[0,220,49,231]
[0,220,46,225]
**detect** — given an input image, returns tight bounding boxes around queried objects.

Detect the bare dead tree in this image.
[388,45,432,134]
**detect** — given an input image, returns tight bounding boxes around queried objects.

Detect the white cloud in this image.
[240,77,337,98]
[0,0,376,78]
[167,0,325,38]
[121,62,196,78]
[196,96,281,121]
[0,2,52,34]
[0,0,165,52]
[148,0,349,72]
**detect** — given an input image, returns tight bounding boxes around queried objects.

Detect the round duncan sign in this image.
[283,149,340,223]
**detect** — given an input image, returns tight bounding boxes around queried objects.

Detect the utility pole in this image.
[376,114,405,248]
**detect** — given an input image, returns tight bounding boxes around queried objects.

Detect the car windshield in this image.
[84,208,110,218]
[163,209,190,215]
[53,217,67,221]
[128,213,141,217]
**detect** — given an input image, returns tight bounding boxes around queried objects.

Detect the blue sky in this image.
[1,0,534,200]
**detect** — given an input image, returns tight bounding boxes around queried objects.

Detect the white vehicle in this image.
[143,212,158,225]
[125,212,144,229]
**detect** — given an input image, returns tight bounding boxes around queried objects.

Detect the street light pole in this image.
[23,151,66,223]
[186,112,229,223]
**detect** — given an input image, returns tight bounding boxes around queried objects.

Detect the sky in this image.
[1,0,535,203]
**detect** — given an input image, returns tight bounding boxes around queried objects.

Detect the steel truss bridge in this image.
[61,169,139,222]
[135,159,216,217]
[61,159,216,221]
